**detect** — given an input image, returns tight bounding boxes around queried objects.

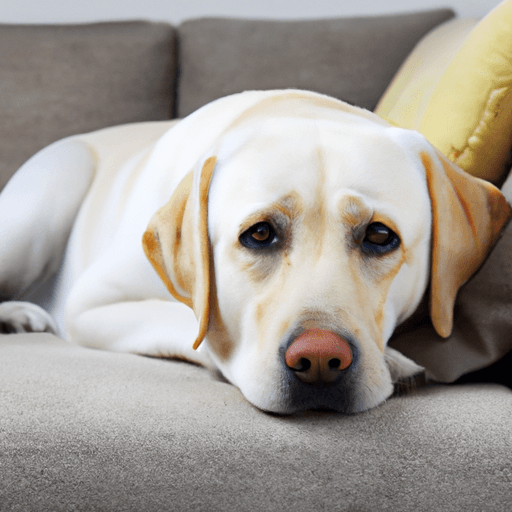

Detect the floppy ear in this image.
[142,156,217,350]
[421,151,512,338]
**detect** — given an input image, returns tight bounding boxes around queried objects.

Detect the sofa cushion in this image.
[0,21,177,191]
[176,9,455,118]
[1,333,511,511]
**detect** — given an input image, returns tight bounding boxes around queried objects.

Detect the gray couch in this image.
[1,10,512,512]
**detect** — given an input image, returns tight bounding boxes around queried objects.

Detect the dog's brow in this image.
[239,194,302,231]
[338,195,373,228]
[274,193,302,218]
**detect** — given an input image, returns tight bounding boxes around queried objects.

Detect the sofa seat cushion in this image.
[1,333,511,511]
[176,9,455,118]
[0,21,177,190]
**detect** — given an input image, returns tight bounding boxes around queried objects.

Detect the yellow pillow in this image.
[375,19,477,130]
[376,0,512,184]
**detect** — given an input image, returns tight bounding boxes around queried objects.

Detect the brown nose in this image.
[285,329,352,384]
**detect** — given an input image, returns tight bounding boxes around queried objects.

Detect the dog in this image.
[0,89,510,414]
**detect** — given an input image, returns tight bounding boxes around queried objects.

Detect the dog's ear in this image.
[421,151,512,338]
[142,156,216,350]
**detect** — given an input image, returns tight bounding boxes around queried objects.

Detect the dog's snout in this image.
[285,329,352,384]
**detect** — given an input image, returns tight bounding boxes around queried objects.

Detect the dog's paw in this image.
[0,301,57,334]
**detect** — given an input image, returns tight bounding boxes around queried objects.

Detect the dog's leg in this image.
[0,137,94,333]
[68,299,213,367]
[0,301,58,334]
[63,240,213,367]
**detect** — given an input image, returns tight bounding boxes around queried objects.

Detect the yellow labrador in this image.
[0,90,510,413]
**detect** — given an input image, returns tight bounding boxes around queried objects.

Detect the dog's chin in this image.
[241,381,395,416]
[231,365,397,416]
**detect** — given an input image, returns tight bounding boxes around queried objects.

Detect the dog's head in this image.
[143,96,511,414]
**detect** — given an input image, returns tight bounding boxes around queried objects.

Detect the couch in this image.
[1,8,512,512]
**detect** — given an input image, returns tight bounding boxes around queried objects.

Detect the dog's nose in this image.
[285,329,352,384]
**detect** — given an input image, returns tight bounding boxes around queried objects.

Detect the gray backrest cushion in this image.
[0,22,177,190]
[176,9,455,118]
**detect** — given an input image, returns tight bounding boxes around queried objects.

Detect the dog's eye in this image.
[239,222,278,249]
[362,222,400,255]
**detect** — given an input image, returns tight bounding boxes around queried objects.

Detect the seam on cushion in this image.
[452,79,512,169]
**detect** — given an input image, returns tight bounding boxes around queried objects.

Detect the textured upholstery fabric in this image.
[0,22,177,190]
[176,9,455,118]
[1,334,511,512]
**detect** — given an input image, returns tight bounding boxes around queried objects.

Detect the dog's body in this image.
[1,90,510,413]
